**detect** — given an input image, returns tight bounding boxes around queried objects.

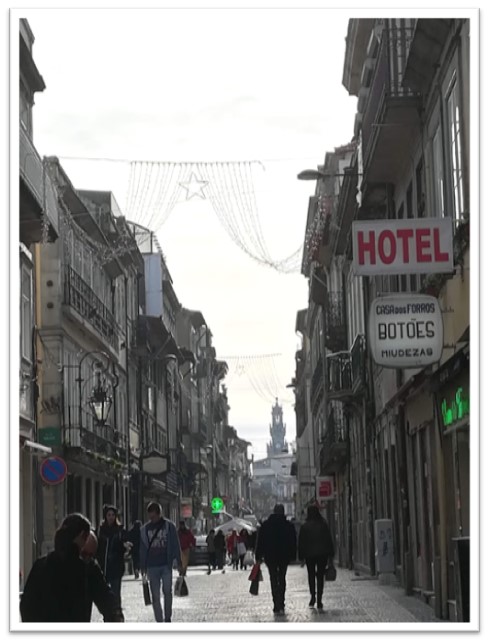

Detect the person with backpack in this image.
[298,505,335,610]
[140,502,182,623]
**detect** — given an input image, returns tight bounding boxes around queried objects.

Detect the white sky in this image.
[21,7,359,459]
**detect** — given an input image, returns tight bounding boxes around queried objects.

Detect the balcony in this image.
[19,124,59,245]
[327,334,366,401]
[64,266,118,349]
[361,27,421,189]
[324,292,347,352]
[320,404,348,474]
[403,19,452,96]
[65,425,128,464]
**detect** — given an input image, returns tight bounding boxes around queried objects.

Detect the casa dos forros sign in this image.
[368,295,443,368]
[352,218,453,275]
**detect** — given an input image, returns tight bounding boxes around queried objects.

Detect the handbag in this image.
[141,525,162,606]
[249,577,260,596]
[175,576,189,597]
[244,550,254,566]
[142,576,152,606]
[248,562,263,582]
[325,563,337,582]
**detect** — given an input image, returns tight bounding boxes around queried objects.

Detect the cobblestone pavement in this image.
[92,564,441,624]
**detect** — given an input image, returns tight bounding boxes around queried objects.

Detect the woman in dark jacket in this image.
[214,529,226,572]
[96,505,128,607]
[298,505,335,610]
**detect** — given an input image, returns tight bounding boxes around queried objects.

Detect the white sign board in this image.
[368,295,443,368]
[352,218,453,275]
[316,476,335,506]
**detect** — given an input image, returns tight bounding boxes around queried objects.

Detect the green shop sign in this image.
[211,497,224,514]
[38,427,62,447]
[441,387,469,428]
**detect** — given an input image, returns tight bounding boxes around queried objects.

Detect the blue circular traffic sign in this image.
[40,456,67,485]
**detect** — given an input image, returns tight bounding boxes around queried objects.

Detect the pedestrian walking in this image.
[128,519,142,579]
[227,529,240,570]
[238,529,249,570]
[177,521,196,576]
[214,529,226,573]
[298,505,335,610]
[20,514,123,622]
[255,504,297,615]
[96,505,129,608]
[206,529,217,574]
[140,502,182,623]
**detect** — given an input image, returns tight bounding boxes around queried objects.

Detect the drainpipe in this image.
[124,275,131,523]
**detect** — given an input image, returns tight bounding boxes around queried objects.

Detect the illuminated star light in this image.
[179,172,208,200]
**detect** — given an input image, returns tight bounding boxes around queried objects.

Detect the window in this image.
[21,264,33,361]
[446,78,465,221]
[432,125,445,217]
[416,158,425,217]
[20,83,32,135]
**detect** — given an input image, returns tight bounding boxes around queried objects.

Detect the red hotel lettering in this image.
[397,228,413,262]
[358,230,376,265]
[378,230,396,264]
[433,227,449,261]
[416,228,432,262]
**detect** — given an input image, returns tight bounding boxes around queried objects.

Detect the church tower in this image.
[267,398,288,456]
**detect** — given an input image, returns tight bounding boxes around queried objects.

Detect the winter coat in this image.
[206,532,216,553]
[214,531,226,551]
[298,518,335,560]
[20,545,121,622]
[226,532,240,555]
[255,514,297,565]
[140,518,182,570]
[96,523,127,580]
[178,528,196,552]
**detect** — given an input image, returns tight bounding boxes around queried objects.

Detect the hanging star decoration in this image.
[179,172,208,200]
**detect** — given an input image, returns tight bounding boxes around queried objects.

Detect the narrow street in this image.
[92,565,440,624]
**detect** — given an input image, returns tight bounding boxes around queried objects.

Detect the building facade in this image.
[293,18,470,621]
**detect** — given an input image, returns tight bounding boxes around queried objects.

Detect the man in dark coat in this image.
[255,504,297,615]
[20,514,123,622]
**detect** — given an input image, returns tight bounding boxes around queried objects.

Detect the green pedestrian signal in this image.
[211,497,224,514]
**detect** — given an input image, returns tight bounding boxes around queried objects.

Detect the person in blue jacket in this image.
[140,502,182,623]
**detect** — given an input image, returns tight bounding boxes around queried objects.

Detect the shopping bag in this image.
[325,563,337,582]
[248,562,263,582]
[237,542,246,556]
[244,550,254,566]
[175,576,189,597]
[249,577,260,596]
[142,576,151,606]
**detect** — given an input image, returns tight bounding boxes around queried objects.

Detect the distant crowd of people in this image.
[20,500,334,622]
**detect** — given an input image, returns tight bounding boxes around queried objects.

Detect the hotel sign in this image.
[368,295,443,368]
[352,218,453,275]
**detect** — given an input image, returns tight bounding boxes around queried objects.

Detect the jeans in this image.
[305,556,328,602]
[147,565,173,622]
[267,562,288,610]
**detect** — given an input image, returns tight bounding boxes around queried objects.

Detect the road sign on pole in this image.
[40,456,67,485]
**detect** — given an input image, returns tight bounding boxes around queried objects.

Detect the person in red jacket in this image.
[177,521,196,576]
[226,529,240,570]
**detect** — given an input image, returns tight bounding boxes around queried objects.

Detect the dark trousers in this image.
[107,574,122,608]
[305,556,328,602]
[267,561,288,610]
[208,552,217,569]
[216,550,225,569]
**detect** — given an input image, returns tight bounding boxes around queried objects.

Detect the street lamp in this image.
[297,168,331,181]
[88,370,113,426]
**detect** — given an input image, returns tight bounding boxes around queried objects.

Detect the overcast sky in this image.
[20,8,359,459]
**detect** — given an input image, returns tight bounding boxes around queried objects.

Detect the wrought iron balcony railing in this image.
[324,292,347,351]
[311,355,324,401]
[64,266,117,348]
[326,334,366,401]
[65,425,128,463]
[320,403,348,473]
